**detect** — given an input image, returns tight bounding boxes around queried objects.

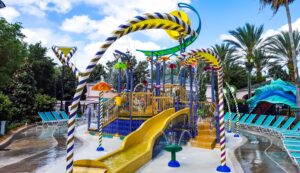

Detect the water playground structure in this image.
[51,3,233,173]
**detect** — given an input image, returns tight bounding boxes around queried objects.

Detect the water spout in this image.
[178,130,192,146]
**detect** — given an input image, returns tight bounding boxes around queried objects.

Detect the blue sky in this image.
[0,0,300,71]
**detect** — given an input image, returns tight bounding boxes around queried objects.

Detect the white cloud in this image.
[6,0,73,14]
[0,7,20,22]
[73,37,161,71]
[21,26,161,72]
[59,0,191,41]
[262,17,300,38]
[60,15,122,41]
[20,5,46,17]
[22,27,84,65]
[280,17,300,31]
[219,34,236,41]
[60,15,98,34]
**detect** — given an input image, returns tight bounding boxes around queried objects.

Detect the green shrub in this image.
[35,93,56,112]
[0,93,12,121]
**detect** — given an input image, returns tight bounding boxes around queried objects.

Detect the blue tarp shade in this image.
[247,79,296,110]
[0,1,5,8]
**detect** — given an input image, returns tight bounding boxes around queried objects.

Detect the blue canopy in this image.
[247,79,296,109]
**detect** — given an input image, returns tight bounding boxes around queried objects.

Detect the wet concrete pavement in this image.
[235,130,299,173]
[0,127,82,173]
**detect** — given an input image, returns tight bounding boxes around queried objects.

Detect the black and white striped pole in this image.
[0,1,6,8]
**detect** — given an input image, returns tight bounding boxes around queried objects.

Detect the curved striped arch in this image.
[178,49,229,169]
[52,46,80,77]
[64,12,196,173]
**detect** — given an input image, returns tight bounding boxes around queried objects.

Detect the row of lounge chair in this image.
[38,111,83,125]
[224,112,300,165]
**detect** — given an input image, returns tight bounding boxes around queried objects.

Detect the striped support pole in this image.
[225,82,240,138]
[178,48,230,172]
[97,91,104,151]
[52,46,80,78]
[217,67,230,172]
[62,12,196,173]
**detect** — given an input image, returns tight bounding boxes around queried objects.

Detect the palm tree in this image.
[225,23,266,98]
[259,0,300,118]
[259,0,298,80]
[266,30,300,82]
[252,49,274,82]
[211,43,239,83]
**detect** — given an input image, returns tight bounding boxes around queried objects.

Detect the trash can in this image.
[0,121,6,135]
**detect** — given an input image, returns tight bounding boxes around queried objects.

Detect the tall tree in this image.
[259,0,300,117]
[88,64,107,82]
[0,18,27,89]
[252,49,274,82]
[268,65,289,80]
[260,0,298,80]
[55,65,76,101]
[28,42,56,96]
[225,23,266,97]
[133,60,149,87]
[211,44,248,89]
[266,30,300,81]
[10,59,37,122]
[212,43,239,83]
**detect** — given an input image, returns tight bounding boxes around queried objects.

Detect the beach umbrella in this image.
[92,81,111,151]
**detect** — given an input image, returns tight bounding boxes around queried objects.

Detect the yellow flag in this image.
[58,47,72,58]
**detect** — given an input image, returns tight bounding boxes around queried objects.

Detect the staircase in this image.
[191,120,216,149]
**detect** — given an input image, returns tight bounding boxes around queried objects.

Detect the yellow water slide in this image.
[74,108,190,173]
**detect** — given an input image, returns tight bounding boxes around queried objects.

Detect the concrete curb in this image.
[227,135,247,173]
[0,124,35,149]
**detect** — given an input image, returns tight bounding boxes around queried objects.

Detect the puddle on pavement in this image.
[0,126,82,173]
[235,130,299,173]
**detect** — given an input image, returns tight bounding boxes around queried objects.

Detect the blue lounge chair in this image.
[38,112,49,122]
[237,114,250,124]
[290,152,300,158]
[60,111,82,120]
[283,133,300,138]
[285,145,300,152]
[259,115,275,128]
[271,117,295,135]
[38,112,57,125]
[60,111,69,119]
[283,137,300,142]
[224,112,230,122]
[280,121,300,135]
[45,112,58,122]
[231,113,239,123]
[284,141,300,146]
[225,112,237,122]
[52,111,68,122]
[294,158,300,164]
[241,114,256,126]
[262,116,285,133]
[271,117,296,136]
[249,114,266,126]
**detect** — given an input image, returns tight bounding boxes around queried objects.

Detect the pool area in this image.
[0,127,82,173]
[1,123,300,173]
[235,130,299,173]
